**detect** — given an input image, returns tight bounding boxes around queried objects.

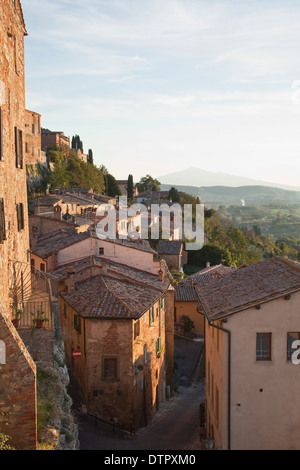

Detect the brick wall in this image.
[0,0,30,315]
[24,109,42,165]
[0,304,37,450]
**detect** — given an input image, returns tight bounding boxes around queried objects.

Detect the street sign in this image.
[73,349,82,358]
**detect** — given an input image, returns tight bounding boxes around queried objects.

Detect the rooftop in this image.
[196,256,300,321]
[49,255,170,291]
[60,274,167,320]
[181,264,234,285]
[175,284,199,302]
[158,240,183,255]
[31,229,91,259]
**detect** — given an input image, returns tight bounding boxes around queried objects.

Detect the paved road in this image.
[74,337,204,451]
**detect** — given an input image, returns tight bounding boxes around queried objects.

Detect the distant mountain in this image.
[158,167,300,192]
[160,183,300,207]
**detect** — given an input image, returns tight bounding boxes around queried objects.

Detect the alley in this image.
[74,337,204,451]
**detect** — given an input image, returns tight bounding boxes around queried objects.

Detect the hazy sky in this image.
[21,0,300,186]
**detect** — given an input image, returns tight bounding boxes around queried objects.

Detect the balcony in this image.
[9,260,58,330]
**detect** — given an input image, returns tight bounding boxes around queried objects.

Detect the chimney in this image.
[102,259,108,275]
[54,205,62,221]
[66,267,76,293]
[31,233,38,250]
[206,261,211,268]
[158,269,164,282]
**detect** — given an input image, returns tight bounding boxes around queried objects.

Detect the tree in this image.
[87,149,94,165]
[168,187,180,203]
[71,135,83,152]
[136,174,161,193]
[127,174,134,201]
[106,174,122,197]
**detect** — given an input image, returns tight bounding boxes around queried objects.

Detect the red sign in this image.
[73,349,82,358]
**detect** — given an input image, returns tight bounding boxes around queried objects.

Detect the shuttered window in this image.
[0,107,3,161]
[16,202,24,231]
[14,126,23,169]
[0,199,6,243]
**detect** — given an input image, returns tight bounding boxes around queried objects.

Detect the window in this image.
[160,297,164,309]
[14,126,23,169]
[144,344,147,363]
[256,333,272,361]
[99,247,104,256]
[287,332,300,361]
[31,258,35,273]
[104,358,118,380]
[16,203,24,231]
[74,314,81,333]
[0,107,3,161]
[40,263,45,272]
[149,306,155,325]
[134,320,140,339]
[0,199,6,243]
[156,337,161,356]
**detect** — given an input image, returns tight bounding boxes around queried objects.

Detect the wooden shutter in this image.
[0,107,3,161]
[19,129,23,169]
[15,127,23,169]
[15,126,19,167]
[0,199,6,243]
[16,203,24,231]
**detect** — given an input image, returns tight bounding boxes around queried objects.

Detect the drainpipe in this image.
[197,299,231,451]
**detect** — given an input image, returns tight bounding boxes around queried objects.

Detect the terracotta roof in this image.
[31,229,90,259]
[181,264,234,285]
[175,284,199,302]
[49,255,170,291]
[196,257,300,321]
[158,240,183,255]
[60,275,166,319]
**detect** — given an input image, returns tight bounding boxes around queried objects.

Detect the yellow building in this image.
[196,257,300,450]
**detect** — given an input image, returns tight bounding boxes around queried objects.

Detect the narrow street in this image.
[73,337,205,451]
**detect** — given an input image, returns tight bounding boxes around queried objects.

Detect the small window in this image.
[31,258,35,273]
[99,247,104,256]
[134,320,140,339]
[149,306,155,325]
[40,263,45,272]
[74,314,81,333]
[144,344,147,363]
[0,198,6,243]
[256,333,272,361]
[287,332,300,361]
[156,337,161,356]
[104,358,118,380]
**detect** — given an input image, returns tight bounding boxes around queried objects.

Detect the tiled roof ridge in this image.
[272,255,300,273]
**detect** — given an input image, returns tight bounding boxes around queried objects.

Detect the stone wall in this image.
[0,0,30,315]
[0,305,37,450]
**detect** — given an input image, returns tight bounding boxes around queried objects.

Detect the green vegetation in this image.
[136,174,161,193]
[127,174,134,202]
[187,203,300,270]
[0,402,14,451]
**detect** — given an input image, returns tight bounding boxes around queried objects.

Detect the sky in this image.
[21,0,300,187]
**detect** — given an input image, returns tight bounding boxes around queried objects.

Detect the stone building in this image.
[0,0,37,450]
[55,257,174,430]
[41,129,70,150]
[157,240,187,271]
[24,109,45,165]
